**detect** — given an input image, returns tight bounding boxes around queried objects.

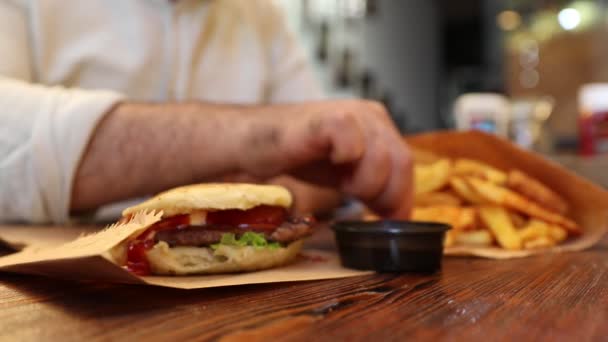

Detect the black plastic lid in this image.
[333,220,450,234]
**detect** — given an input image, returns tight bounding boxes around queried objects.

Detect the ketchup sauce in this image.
[124,206,288,275]
[125,240,155,275]
[125,214,190,275]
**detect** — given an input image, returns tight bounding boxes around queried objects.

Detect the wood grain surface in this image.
[0,227,607,342]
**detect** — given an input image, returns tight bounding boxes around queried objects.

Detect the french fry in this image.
[507,170,568,214]
[413,153,579,252]
[549,225,568,243]
[415,191,462,207]
[362,213,380,221]
[467,178,580,234]
[519,220,568,246]
[523,236,555,249]
[444,230,456,248]
[449,177,486,204]
[518,219,551,242]
[454,230,493,247]
[509,211,527,228]
[415,159,452,195]
[362,207,381,221]
[456,207,476,231]
[453,159,507,184]
[478,205,522,250]
[412,205,475,230]
[412,206,460,227]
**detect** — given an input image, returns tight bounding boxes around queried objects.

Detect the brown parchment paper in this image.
[0,225,99,251]
[405,130,608,259]
[0,212,369,288]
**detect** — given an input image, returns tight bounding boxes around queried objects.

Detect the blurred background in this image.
[276,0,608,160]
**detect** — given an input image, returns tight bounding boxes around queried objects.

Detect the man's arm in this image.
[71,102,243,211]
[72,99,413,219]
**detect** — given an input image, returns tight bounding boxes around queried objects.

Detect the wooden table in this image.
[0,228,607,342]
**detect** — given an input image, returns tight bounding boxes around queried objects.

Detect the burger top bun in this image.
[122,183,292,218]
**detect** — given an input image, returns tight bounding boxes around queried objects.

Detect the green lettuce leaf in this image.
[211,232,281,250]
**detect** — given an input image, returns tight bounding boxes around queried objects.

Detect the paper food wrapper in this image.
[406,130,608,259]
[0,212,369,289]
[0,225,100,251]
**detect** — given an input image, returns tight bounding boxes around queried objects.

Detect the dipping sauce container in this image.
[332,220,450,273]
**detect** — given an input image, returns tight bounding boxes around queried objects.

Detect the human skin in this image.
[71,99,413,218]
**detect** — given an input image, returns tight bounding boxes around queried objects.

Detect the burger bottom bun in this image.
[145,240,303,275]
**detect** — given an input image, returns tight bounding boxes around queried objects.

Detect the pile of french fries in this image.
[412,154,580,250]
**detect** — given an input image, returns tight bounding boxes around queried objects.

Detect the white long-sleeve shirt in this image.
[0,0,322,223]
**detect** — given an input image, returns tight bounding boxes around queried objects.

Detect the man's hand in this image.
[236,100,412,218]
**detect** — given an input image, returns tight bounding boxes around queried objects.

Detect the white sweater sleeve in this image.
[0,78,123,224]
[267,4,325,103]
[0,1,124,223]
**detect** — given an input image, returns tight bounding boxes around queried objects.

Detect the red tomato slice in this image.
[138,214,190,240]
[206,205,287,230]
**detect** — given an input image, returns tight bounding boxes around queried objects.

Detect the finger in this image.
[341,139,391,202]
[359,102,412,217]
[281,112,364,170]
[373,140,413,219]
[289,160,349,187]
[321,112,366,164]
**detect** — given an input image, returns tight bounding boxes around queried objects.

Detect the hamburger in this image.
[112,183,315,276]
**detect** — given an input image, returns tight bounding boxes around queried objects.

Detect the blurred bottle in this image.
[453,93,510,138]
[335,48,353,88]
[510,97,553,150]
[578,83,608,156]
[359,69,377,99]
[316,21,330,62]
[366,0,378,17]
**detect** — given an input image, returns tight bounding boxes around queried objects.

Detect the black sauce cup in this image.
[332,220,451,273]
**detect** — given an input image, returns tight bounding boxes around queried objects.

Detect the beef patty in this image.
[154,217,314,247]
